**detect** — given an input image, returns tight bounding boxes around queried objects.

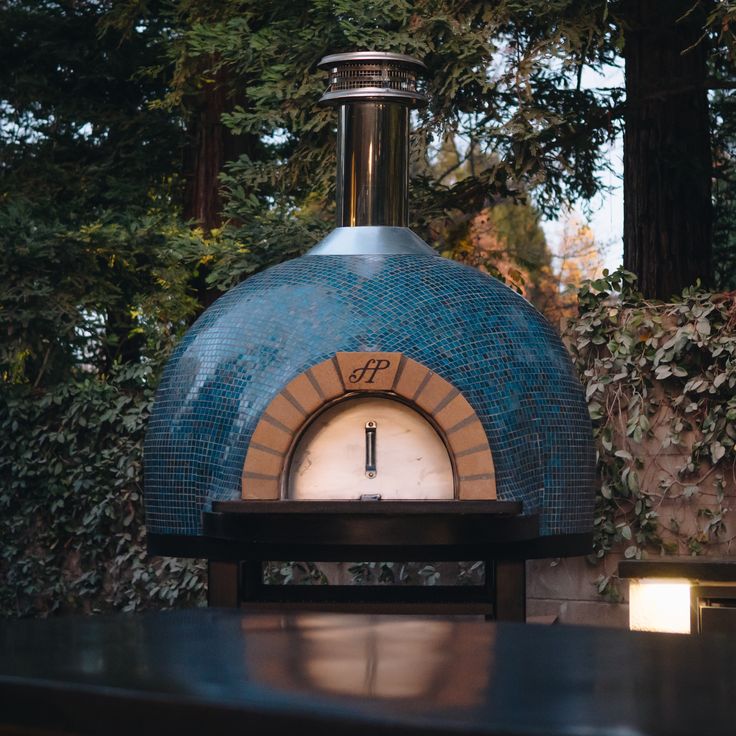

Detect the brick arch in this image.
[241,353,496,501]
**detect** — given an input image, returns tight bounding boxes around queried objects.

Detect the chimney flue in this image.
[318,52,428,228]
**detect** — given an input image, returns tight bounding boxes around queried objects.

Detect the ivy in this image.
[568,269,736,597]
[4,265,734,615]
[0,364,205,616]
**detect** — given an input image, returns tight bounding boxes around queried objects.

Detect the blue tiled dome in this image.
[144,252,595,538]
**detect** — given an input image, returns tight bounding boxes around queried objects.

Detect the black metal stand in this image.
[208,558,526,620]
[203,501,533,621]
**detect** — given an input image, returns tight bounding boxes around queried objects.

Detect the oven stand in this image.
[208,558,526,621]
[201,500,549,621]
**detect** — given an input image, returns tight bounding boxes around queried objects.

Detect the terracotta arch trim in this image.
[242,353,496,501]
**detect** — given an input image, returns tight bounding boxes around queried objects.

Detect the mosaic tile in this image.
[144,255,596,537]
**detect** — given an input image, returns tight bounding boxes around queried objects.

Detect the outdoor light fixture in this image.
[620,559,736,635]
[628,578,692,634]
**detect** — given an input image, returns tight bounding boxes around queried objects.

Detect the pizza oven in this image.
[144,52,596,618]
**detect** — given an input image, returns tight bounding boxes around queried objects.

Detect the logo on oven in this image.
[348,358,392,384]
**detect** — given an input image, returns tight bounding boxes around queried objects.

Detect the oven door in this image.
[287,396,454,500]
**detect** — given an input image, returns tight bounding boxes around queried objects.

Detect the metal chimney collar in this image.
[307,226,437,256]
[318,51,428,106]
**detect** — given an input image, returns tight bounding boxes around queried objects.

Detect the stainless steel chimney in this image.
[318,52,428,229]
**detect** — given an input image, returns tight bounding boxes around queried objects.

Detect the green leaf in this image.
[711,441,726,464]
[696,318,711,337]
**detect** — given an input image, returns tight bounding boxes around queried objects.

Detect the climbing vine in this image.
[3,269,734,616]
[566,269,736,597]
[0,364,206,616]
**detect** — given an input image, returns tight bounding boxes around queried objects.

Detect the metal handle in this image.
[365,420,376,478]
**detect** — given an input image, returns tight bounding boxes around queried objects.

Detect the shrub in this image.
[0,363,205,616]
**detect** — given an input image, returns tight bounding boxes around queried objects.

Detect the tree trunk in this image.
[182,66,258,313]
[183,69,244,233]
[622,0,712,299]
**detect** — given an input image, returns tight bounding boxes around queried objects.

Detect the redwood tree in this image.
[182,68,252,312]
[621,0,713,298]
[183,68,253,233]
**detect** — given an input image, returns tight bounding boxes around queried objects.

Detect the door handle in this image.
[365,420,376,478]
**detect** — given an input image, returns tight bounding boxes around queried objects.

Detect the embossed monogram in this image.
[335,351,402,391]
[348,358,392,384]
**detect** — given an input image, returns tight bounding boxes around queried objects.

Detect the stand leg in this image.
[240,560,263,605]
[207,560,240,608]
[494,560,526,622]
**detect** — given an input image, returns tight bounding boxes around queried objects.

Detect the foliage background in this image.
[568,272,736,599]
[2,1,735,615]
[4,267,735,616]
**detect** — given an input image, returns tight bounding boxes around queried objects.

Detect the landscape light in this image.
[628,578,691,634]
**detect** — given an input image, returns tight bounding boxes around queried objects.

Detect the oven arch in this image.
[241,353,496,500]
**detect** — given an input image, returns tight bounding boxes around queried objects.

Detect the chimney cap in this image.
[318,51,427,70]
[318,51,428,106]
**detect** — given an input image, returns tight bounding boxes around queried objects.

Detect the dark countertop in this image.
[1,608,734,736]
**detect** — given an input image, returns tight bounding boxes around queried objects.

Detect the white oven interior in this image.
[286,396,454,500]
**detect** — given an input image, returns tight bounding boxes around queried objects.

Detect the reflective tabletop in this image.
[1,609,734,735]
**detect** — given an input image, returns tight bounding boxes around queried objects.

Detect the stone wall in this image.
[527,556,629,628]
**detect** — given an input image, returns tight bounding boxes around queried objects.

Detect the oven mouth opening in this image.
[281,391,459,501]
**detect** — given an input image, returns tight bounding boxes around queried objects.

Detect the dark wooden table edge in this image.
[0,676,493,736]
